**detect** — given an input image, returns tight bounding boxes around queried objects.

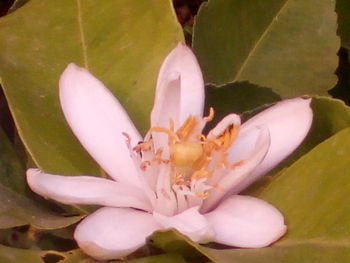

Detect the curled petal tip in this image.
[60,63,85,80]
[228,97,313,193]
[26,168,42,187]
[152,42,205,128]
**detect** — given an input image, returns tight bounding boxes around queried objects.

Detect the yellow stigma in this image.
[170,142,203,173]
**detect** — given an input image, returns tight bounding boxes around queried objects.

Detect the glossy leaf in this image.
[0,126,82,229]
[0,245,186,263]
[8,0,30,13]
[193,0,339,97]
[123,254,187,263]
[149,230,213,262]
[0,0,183,175]
[0,184,82,229]
[0,127,26,195]
[336,0,350,50]
[204,81,281,131]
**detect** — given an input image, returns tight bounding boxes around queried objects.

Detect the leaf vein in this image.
[76,0,88,68]
[234,0,290,80]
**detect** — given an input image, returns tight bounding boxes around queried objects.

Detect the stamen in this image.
[176,115,197,140]
[140,161,151,170]
[204,107,215,122]
[229,125,239,147]
[153,148,169,164]
[133,139,153,153]
[149,126,178,145]
[191,169,210,180]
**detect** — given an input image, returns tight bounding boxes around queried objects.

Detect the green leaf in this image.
[336,0,350,50]
[204,81,281,131]
[0,245,186,263]
[8,0,30,13]
[0,245,44,263]
[149,230,214,262]
[123,254,187,263]
[0,184,82,229]
[0,127,26,195]
[193,0,339,97]
[0,247,89,263]
[0,0,183,175]
[0,118,82,229]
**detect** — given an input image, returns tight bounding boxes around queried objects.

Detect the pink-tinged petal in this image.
[26,168,151,212]
[59,63,142,187]
[154,164,177,216]
[150,73,181,153]
[151,43,205,130]
[74,207,160,260]
[201,127,270,213]
[228,97,313,193]
[205,195,286,248]
[207,113,241,140]
[153,206,215,243]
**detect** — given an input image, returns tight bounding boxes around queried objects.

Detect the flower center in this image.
[132,108,242,201]
[170,141,203,174]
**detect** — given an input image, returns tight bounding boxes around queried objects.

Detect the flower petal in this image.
[228,97,313,193]
[150,73,181,152]
[74,207,160,260]
[153,206,215,243]
[59,63,142,187]
[151,43,205,129]
[205,195,286,248]
[26,168,151,211]
[201,127,270,213]
[207,113,241,139]
[153,164,177,216]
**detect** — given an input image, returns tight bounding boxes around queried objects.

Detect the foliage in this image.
[0,0,349,262]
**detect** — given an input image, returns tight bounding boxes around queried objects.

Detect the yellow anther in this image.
[176,115,197,140]
[149,126,178,145]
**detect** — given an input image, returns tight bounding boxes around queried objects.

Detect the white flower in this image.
[26,43,313,260]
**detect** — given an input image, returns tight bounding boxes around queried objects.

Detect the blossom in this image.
[26,43,313,260]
